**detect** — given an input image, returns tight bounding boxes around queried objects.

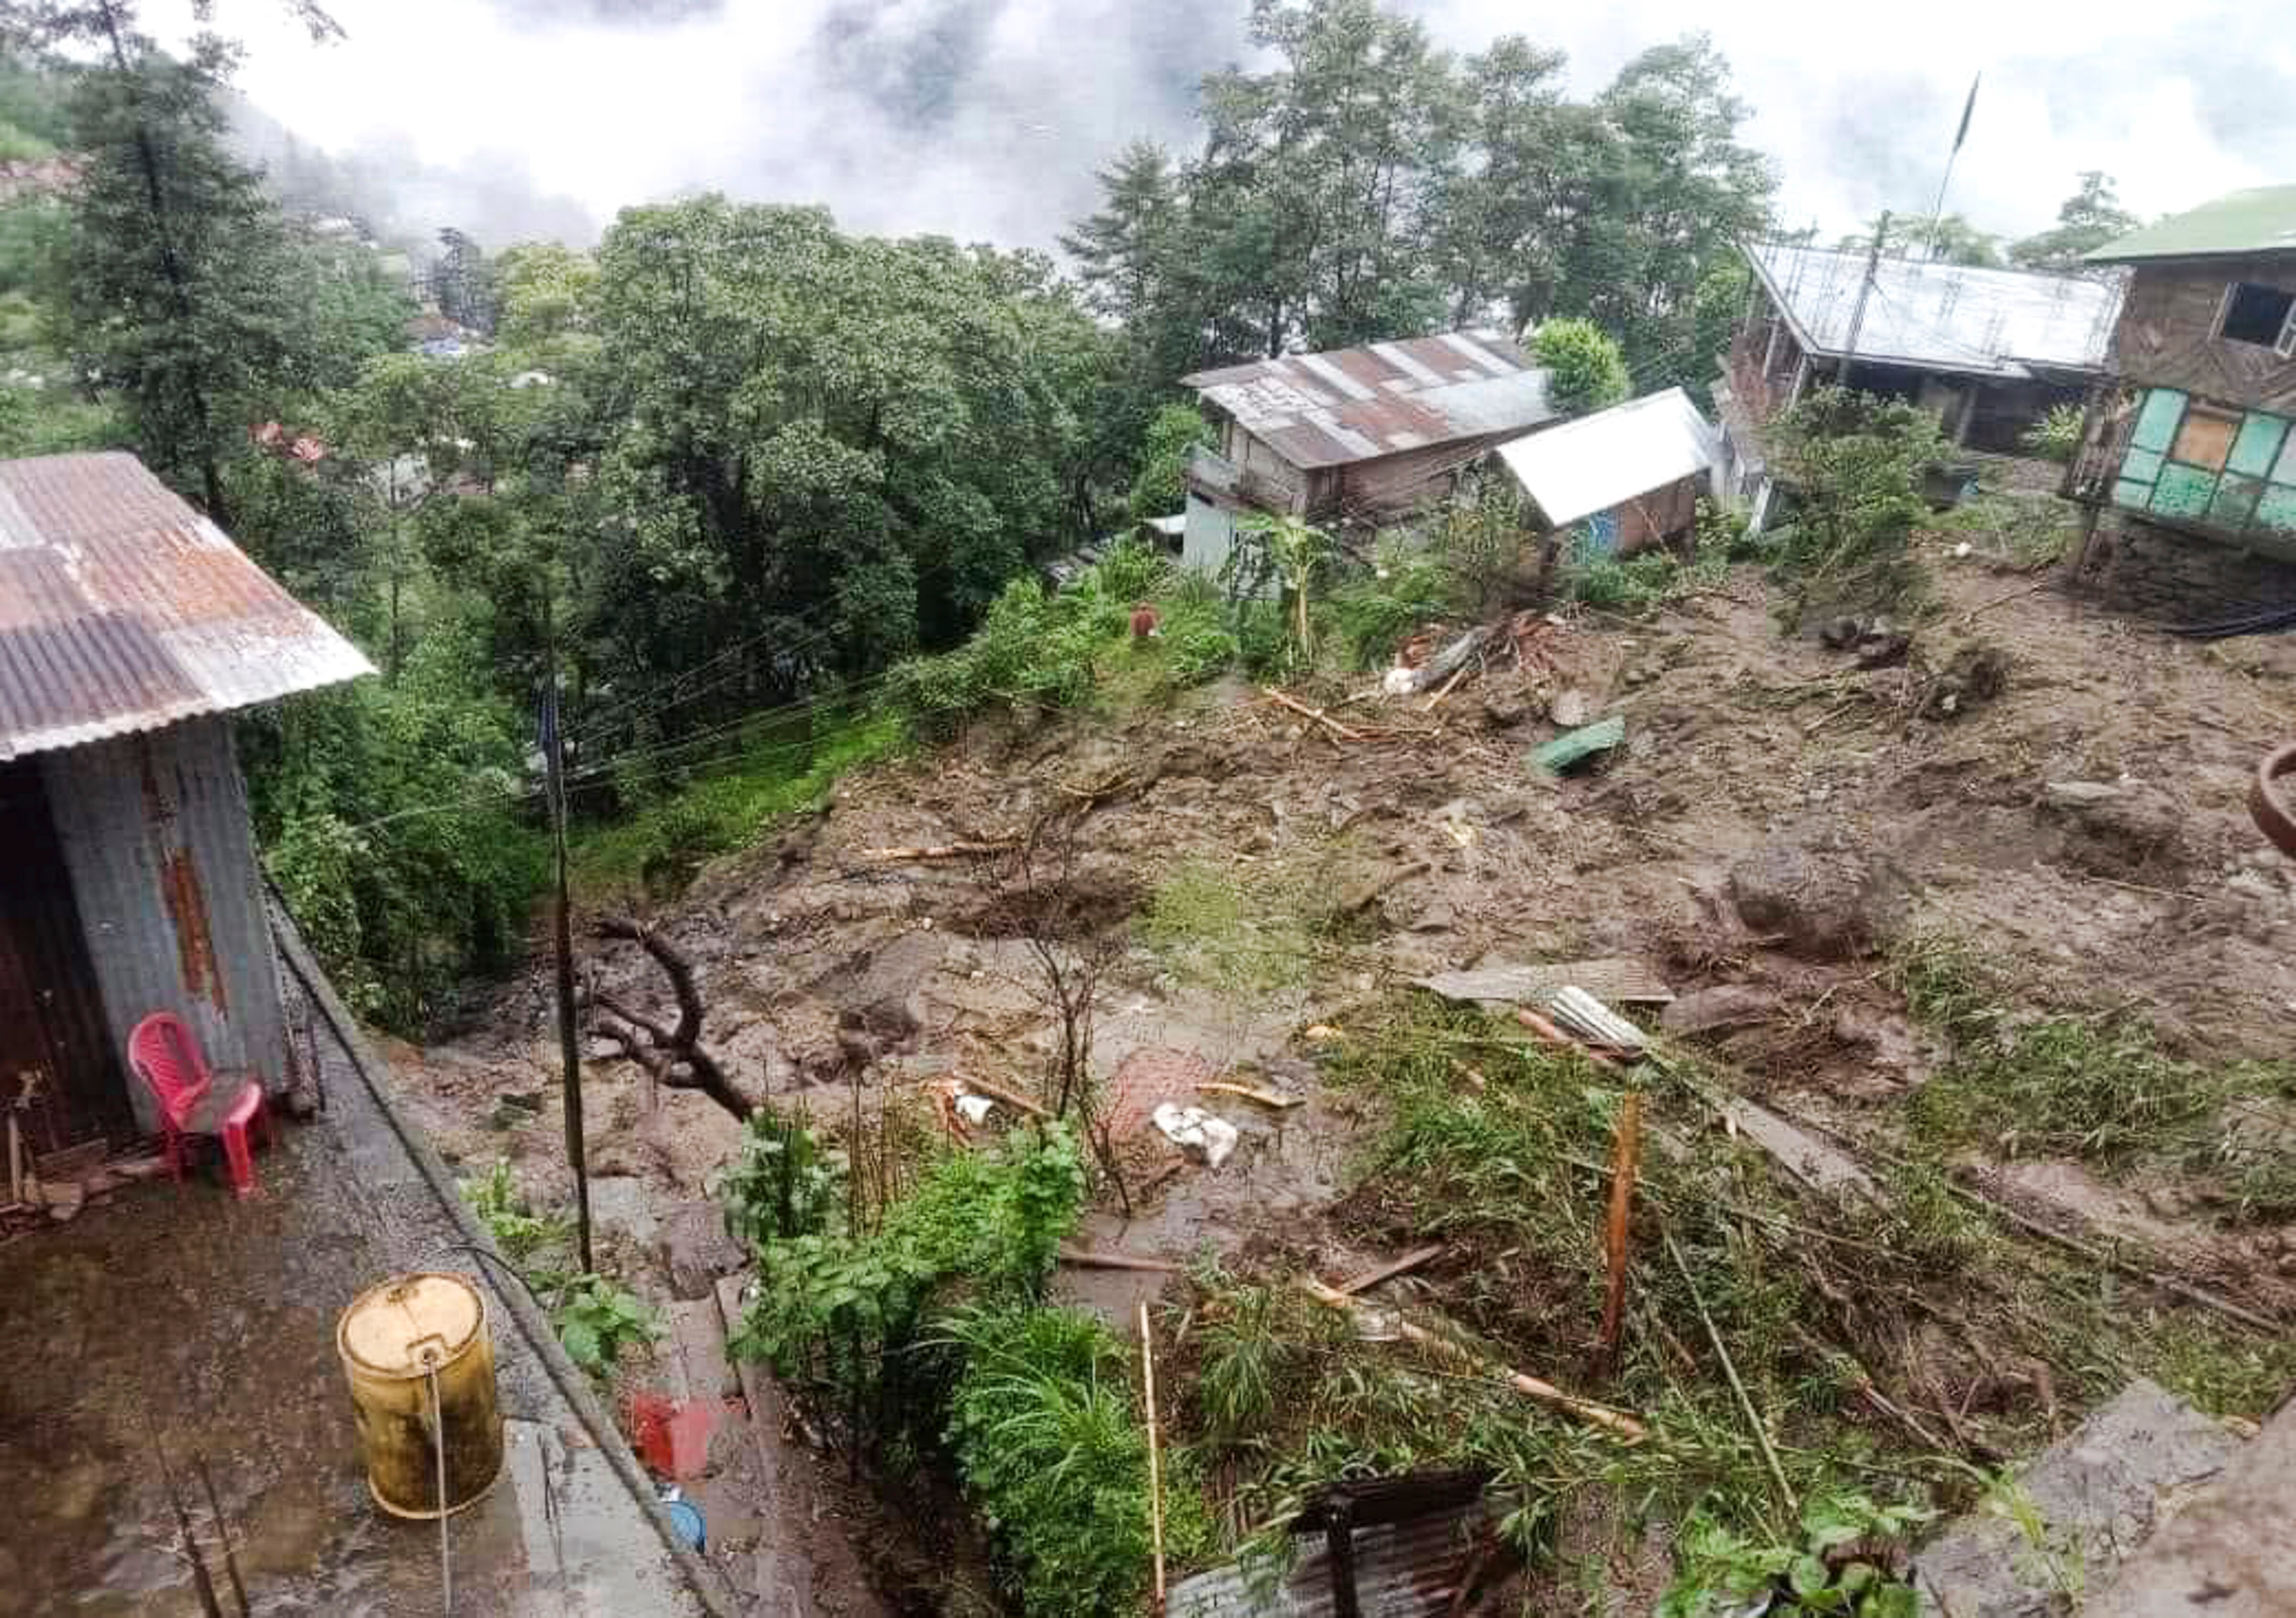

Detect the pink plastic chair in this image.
[127,1012,272,1199]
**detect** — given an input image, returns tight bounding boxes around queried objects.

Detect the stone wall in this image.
[2073,510,2296,624]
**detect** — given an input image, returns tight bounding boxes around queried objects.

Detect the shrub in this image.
[1532,318,1630,415]
[2019,402,2084,464]
[1324,545,1451,669]
[1768,386,1943,627]
[731,1123,1086,1445]
[1126,403,1215,523]
[943,1302,1208,1616]
[553,1275,662,1376]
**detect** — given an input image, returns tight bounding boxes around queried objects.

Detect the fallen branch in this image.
[1950,1175,2283,1335]
[1338,860,1433,915]
[1666,1232,1795,1515]
[1423,663,1471,712]
[859,839,1016,861]
[1299,1275,1646,1442]
[1958,576,2056,627]
[1264,687,1366,743]
[1060,1246,1181,1273]
[589,917,757,1122]
[1334,1244,1444,1297]
[1195,1080,1303,1110]
[952,1071,1051,1120]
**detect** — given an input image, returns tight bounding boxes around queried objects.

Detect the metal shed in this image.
[0,452,373,1157]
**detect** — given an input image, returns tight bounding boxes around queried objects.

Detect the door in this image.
[0,758,134,1160]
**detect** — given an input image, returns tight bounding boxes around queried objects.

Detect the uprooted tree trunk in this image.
[585,916,757,1123]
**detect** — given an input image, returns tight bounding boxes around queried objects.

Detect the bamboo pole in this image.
[1299,1276,1646,1442]
[1599,1091,1643,1368]
[1263,687,1365,743]
[1139,1301,1168,1613]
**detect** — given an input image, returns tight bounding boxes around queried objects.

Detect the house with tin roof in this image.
[1177,330,1555,571]
[2064,186,2296,564]
[1717,241,2122,527]
[0,451,372,1163]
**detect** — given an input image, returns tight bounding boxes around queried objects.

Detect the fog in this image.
[152,0,2296,253]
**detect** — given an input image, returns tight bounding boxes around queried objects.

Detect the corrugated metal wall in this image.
[40,716,287,1130]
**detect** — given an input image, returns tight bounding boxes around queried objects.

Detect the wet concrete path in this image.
[0,999,713,1617]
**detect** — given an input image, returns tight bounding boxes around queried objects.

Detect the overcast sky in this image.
[151,0,2296,254]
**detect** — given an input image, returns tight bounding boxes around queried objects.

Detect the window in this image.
[2216,281,2296,355]
[2173,403,2240,470]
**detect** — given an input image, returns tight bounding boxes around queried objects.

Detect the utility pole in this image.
[540,598,593,1276]
[1841,210,1889,383]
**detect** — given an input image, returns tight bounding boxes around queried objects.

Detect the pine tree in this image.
[18,2,313,522]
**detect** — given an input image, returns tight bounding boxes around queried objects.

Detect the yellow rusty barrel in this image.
[337,1272,505,1519]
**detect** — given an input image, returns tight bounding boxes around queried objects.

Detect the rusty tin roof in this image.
[0,452,375,760]
[1183,331,1554,471]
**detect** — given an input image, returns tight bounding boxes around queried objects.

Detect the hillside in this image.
[387,519,2296,1612]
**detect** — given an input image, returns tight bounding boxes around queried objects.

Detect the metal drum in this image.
[336,1272,505,1519]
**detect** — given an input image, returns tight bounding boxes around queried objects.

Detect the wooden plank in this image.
[1413,958,1674,1009]
[1332,1244,1444,1297]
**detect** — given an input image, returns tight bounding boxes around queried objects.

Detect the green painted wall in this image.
[2113,386,2296,544]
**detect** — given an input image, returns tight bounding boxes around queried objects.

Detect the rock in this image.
[1550,688,1593,728]
[586,1175,656,1246]
[1479,693,1531,730]
[1819,615,1861,649]
[44,1180,84,1222]
[1919,642,2010,721]
[2042,778,2188,881]
[1728,827,1907,960]
[1852,630,1912,670]
[1660,984,1780,1035]
[660,1202,749,1301]
[1912,1379,2240,1617]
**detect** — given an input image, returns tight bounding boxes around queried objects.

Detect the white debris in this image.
[954,1093,995,1125]
[1151,1103,1239,1168]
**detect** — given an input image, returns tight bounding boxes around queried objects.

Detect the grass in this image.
[1137,855,1324,997]
[571,705,905,900]
[1892,933,2296,1219]
[1158,991,2296,1603]
[1933,494,2081,570]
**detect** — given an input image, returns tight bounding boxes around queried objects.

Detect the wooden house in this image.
[1179,331,1555,572]
[0,452,372,1167]
[2065,186,2296,562]
[1718,242,2121,527]
[1493,387,1721,560]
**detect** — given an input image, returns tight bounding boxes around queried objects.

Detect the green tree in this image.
[494,239,597,346]
[1840,211,2001,267]
[33,14,302,521]
[2010,172,2140,271]
[1533,317,1629,415]
[1768,386,1943,625]
[1060,140,1179,330]
[1125,402,1213,522]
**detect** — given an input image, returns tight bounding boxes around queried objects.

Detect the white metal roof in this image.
[1493,388,1716,528]
[1745,241,2123,379]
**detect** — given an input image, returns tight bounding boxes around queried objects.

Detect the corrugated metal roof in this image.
[0,452,375,760]
[1183,331,1554,471]
[1167,1501,1487,1618]
[1746,241,2122,378]
[2088,186,2296,264]
[1495,387,1716,528]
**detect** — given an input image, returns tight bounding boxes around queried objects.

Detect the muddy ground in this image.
[386,521,2296,1608]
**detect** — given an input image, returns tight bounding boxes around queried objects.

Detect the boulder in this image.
[1728,828,1907,960]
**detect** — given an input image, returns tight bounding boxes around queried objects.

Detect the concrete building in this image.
[0,451,372,1163]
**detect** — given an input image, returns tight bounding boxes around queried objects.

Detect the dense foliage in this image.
[1767,386,1944,625]
[1532,316,1630,415]
[1063,1,1775,384]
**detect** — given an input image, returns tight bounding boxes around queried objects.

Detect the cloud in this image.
[156,0,2296,257]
